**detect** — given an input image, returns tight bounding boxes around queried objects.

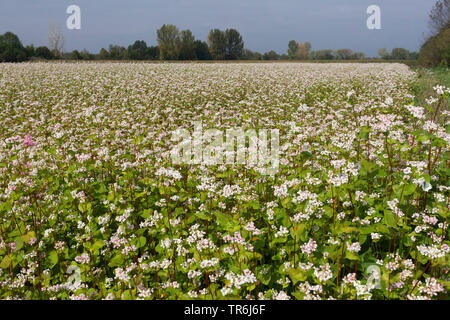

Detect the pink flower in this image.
[9,242,16,251]
[23,134,36,147]
[300,238,317,256]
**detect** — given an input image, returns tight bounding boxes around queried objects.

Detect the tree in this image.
[224,29,244,60]
[378,48,389,59]
[178,30,197,60]
[207,29,226,60]
[71,50,82,60]
[310,49,334,60]
[146,46,160,60]
[408,51,419,60]
[24,44,35,59]
[263,50,280,60]
[48,24,64,58]
[35,46,53,60]
[304,42,312,54]
[428,0,450,36]
[0,32,27,62]
[419,27,450,66]
[241,49,262,60]
[194,40,211,60]
[156,24,180,60]
[334,49,353,60]
[351,52,366,60]
[128,40,148,60]
[108,45,127,60]
[79,49,95,60]
[391,48,410,60]
[419,1,450,66]
[287,40,298,60]
[98,48,109,60]
[296,43,309,60]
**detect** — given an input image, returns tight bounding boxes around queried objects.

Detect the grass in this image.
[411,66,449,121]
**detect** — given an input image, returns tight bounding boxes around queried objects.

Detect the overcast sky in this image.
[0,0,436,57]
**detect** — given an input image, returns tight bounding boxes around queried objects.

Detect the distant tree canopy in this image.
[207,28,244,60]
[48,24,64,58]
[263,50,280,60]
[35,46,53,60]
[154,25,211,60]
[193,40,211,60]
[0,32,27,62]
[2,26,423,63]
[178,30,197,60]
[287,41,311,60]
[108,45,128,60]
[156,24,181,60]
[308,49,366,60]
[207,29,226,60]
[242,49,262,60]
[309,49,334,60]
[419,0,450,66]
[377,47,418,60]
[419,28,450,66]
[126,40,159,60]
[287,40,298,60]
[224,29,244,60]
[428,0,450,36]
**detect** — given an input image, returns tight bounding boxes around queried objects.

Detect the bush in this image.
[0,32,28,62]
[419,28,450,67]
[35,46,54,60]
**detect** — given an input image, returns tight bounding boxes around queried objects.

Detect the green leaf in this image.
[48,250,58,267]
[291,223,307,239]
[0,255,12,269]
[195,211,211,221]
[287,268,307,285]
[345,251,359,261]
[135,236,147,249]
[92,240,105,251]
[403,183,416,196]
[360,159,374,173]
[292,291,305,300]
[358,126,370,140]
[437,205,449,219]
[109,254,124,267]
[215,211,236,231]
[383,210,396,228]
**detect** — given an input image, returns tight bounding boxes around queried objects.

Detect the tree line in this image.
[0,24,419,63]
[418,0,449,66]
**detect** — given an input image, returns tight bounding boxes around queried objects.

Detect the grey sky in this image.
[0,0,435,57]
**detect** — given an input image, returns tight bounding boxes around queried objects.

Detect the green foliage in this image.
[224,29,244,60]
[34,46,54,60]
[207,29,227,60]
[0,32,28,62]
[157,24,181,60]
[263,50,280,60]
[287,40,298,60]
[193,40,211,60]
[178,30,197,60]
[419,27,450,67]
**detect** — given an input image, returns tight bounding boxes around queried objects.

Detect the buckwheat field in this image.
[0,62,448,300]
